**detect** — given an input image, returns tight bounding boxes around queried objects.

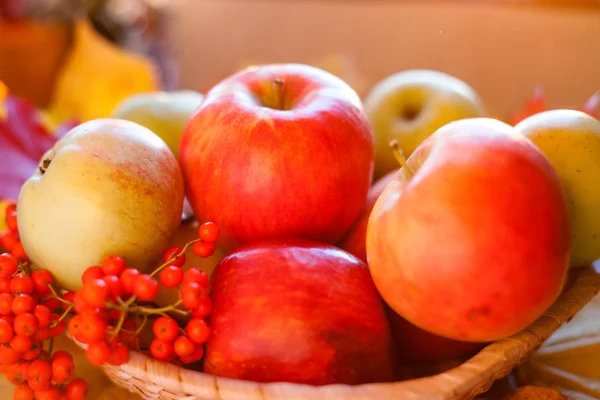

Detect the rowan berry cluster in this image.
[0,201,220,399]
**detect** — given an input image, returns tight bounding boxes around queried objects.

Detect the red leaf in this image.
[510,85,547,125]
[581,91,599,119]
[0,95,60,200]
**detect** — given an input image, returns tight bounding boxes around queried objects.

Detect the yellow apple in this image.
[364,70,486,178]
[17,118,185,290]
[515,110,600,268]
[112,90,204,158]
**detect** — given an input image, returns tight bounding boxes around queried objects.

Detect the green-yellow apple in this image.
[364,70,486,178]
[515,110,600,268]
[367,118,570,342]
[112,90,204,158]
[204,238,394,385]
[17,118,185,290]
[180,64,375,248]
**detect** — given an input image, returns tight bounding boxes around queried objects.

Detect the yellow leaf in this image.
[47,19,161,123]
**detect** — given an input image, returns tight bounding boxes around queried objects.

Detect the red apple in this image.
[367,118,570,342]
[340,169,397,263]
[179,64,374,248]
[386,305,484,362]
[204,238,394,385]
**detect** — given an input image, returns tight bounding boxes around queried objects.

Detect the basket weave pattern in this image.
[74,267,600,400]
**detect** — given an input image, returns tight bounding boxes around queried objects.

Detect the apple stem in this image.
[389,140,414,177]
[39,159,51,175]
[274,78,285,110]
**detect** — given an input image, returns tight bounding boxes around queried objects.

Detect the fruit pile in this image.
[1,64,599,399]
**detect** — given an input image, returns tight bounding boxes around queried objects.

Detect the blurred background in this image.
[1,0,599,120]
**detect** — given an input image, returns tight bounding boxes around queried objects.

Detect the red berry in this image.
[102,275,123,300]
[85,341,110,366]
[34,305,51,328]
[120,268,140,294]
[191,295,213,318]
[192,241,216,258]
[13,383,34,400]
[4,203,16,219]
[42,298,60,313]
[182,268,210,288]
[11,243,28,262]
[178,344,205,365]
[28,359,52,384]
[6,210,18,233]
[12,294,35,314]
[159,265,183,288]
[198,221,220,243]
[109,342,129,366]
[79,312,107,344]
[0,276,11,293]
[67,315,83,341]
[81,279,109,308]
[61,292,75,310]
[32,327,50,342]
[0,253,18,276]
[51,350,73,363]
[22,342,42,360]
[10,335,32,352]
[152,316,179,342]
[32,386,60,400]
[48,314,65,338]
[102,255,126,276]
[72,291,89,314]
[174,336,196,358]
[81,266,104,285]
[0,292,14,315]
[0,342,24,364]
[150,339,174,361]
[14,313,38,337]
[10,275,34,295]
[6,362,30,385]
[185,318,211,344]
[31,270,53,295]
[133,274,158,301]
[67,378,88,400]
[180,282,204,310]
[163,247,186,267]
[0,318,14,343]
[0,231,18,253]
[51,355,74,383]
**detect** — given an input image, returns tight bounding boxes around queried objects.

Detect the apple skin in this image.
[112,90,205,158]
[339,169,397,263]
[179,64,375,248]
[366,118,571,342]
[17,118,184,290]
[204,238,395,385]
[515,110,600,268]
[364,69,486,179]
[386,305,484,362]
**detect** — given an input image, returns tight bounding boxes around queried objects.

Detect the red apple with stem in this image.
[367,118,570,342]
[204,238,395,385]
[179,64,375,248]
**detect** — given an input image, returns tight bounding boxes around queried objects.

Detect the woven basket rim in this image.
[73,266,600,400]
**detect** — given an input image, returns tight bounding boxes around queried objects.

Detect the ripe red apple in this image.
[179,64,374,248]
[204,238,394,385]
[386,306,484,362]
[367,118,571,342]
[340,169,397,263]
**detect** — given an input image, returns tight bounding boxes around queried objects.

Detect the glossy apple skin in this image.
[204,238,394,385]
[179,64,375,248]
[367,118,571,342]
[339,169,397,263]
[386,305,484,362]
[515,110,600,268]
[17,119,184,290]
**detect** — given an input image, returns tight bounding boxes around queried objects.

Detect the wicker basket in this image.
[73,266,600,400]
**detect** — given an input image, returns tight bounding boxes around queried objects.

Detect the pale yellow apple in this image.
[154,219,229,320]
[112,90,204,158]
[17,118,185,291]
[364,70,486,178]
[515,110,600,268]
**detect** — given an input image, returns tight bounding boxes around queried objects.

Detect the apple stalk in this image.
[389,140,414,177]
